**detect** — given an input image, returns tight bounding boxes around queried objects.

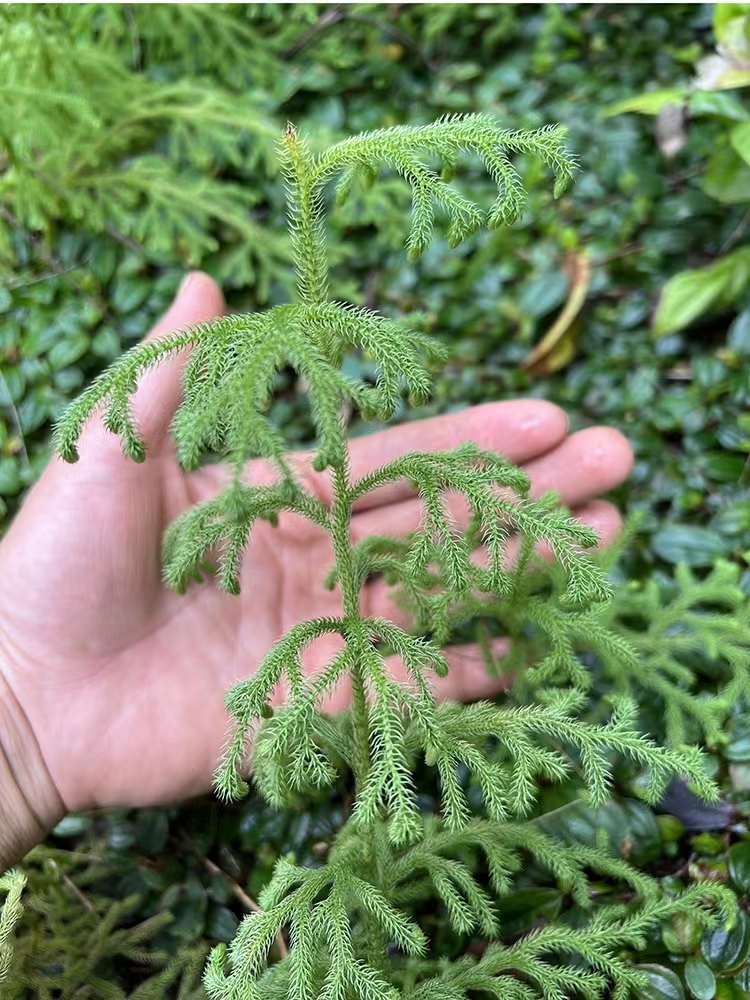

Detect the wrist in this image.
[0,667,65,870]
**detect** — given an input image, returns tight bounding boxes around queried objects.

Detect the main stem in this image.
[284,125,371,791]
[330,464,371,789]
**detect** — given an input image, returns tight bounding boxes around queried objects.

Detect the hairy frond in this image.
[1,851,205,999]
[423,695,716,830]
[508,556,750,746]
[345,443,609,643]
[388,816,660,924]
[162,478,328,596]
[313,114,575,260]
[205,859,424,1000]
[409,881,734,1000]
[0,6,286,287]
[215,617,352,800]
[606,559,750,746]
[0,870,24,983]
[47,111,742,1000]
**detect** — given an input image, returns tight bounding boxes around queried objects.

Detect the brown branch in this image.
[62,872,95,913]
[202,855,289,959]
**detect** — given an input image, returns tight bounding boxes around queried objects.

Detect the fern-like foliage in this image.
[53,115,740,1000]
[605,559,750,746]
[0,869,25,984]
[1,850,206,999]
[0,5,289,291]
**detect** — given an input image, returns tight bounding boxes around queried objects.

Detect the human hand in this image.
[0,273,633,844]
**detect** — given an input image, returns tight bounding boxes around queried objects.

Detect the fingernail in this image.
[177,272,197,298]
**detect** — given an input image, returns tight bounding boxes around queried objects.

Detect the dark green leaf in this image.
[135,809,170,855]
[704,149,750,204]
[633,964,685,1000]
[728,310,750,354]
[0,458,22,495]
[207,904,240,943]
[652,524,730,566]
[691,90,750,122]
[716,980,746,1000]
[702,913,750,973]
[712,501,750,535]
[494,888,562,938]
[603,89,687,118]
[48,334,90,371]
[684,958,716,1000]
[663,913,705,956]
[731,122,750,169]
[727,715,750,762]
[654,266,734,338]
[51,815,93,838]
[728,841,750,892]
[704,453,746,483]
[111,276,151,314]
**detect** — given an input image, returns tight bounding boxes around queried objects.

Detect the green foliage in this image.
[503,552,750,748]
[610,4,750,336]
[0,869,25,983]
[49,109,747,1000]
[0,5,287,280]
[605,561,750,747]
[1,848,207,999]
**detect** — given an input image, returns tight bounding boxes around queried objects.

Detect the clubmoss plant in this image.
[54,115,735,1000]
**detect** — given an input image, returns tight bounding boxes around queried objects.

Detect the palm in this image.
[0,439,348,812]
[0,275,632,816]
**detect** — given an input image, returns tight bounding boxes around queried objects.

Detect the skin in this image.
[0,272,633,835]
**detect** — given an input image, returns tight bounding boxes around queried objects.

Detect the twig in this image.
[4,265,81,290]
[62,872,96,913]
[719,208,750,255]
[340,12,438,71]
[202,856,289,959]
[0,205,124,334]
[532,797,585,824]
[0,368,30,470]
[283,5,345,59]
[104,221,144,256]
[283,5,436,71]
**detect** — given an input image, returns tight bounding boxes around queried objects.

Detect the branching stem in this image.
[285,122,372,791]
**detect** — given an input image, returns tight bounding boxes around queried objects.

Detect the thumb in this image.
[132,271,225,452]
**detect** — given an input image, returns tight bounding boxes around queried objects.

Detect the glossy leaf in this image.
[633,964,685,1000]
[701,913,750,973]
[652,524,730,566]
[715,980,745,1000]
[727,715,750,762]
[703,149,750,203]
[684,958,716,1000]
[654,249,750,336]
[728,841,750,892]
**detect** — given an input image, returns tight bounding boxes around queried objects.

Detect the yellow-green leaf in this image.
[601,89,687,119]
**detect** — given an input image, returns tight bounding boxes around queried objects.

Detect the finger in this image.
[132,272,225,452]
[261,400,568,510]
[74,272,225,462]
[386,637,511,703]
[364,499,623,630]
[347,399,569,510]
[520,425,633,509]
[351,425,631,544]
[193,398,569,509]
